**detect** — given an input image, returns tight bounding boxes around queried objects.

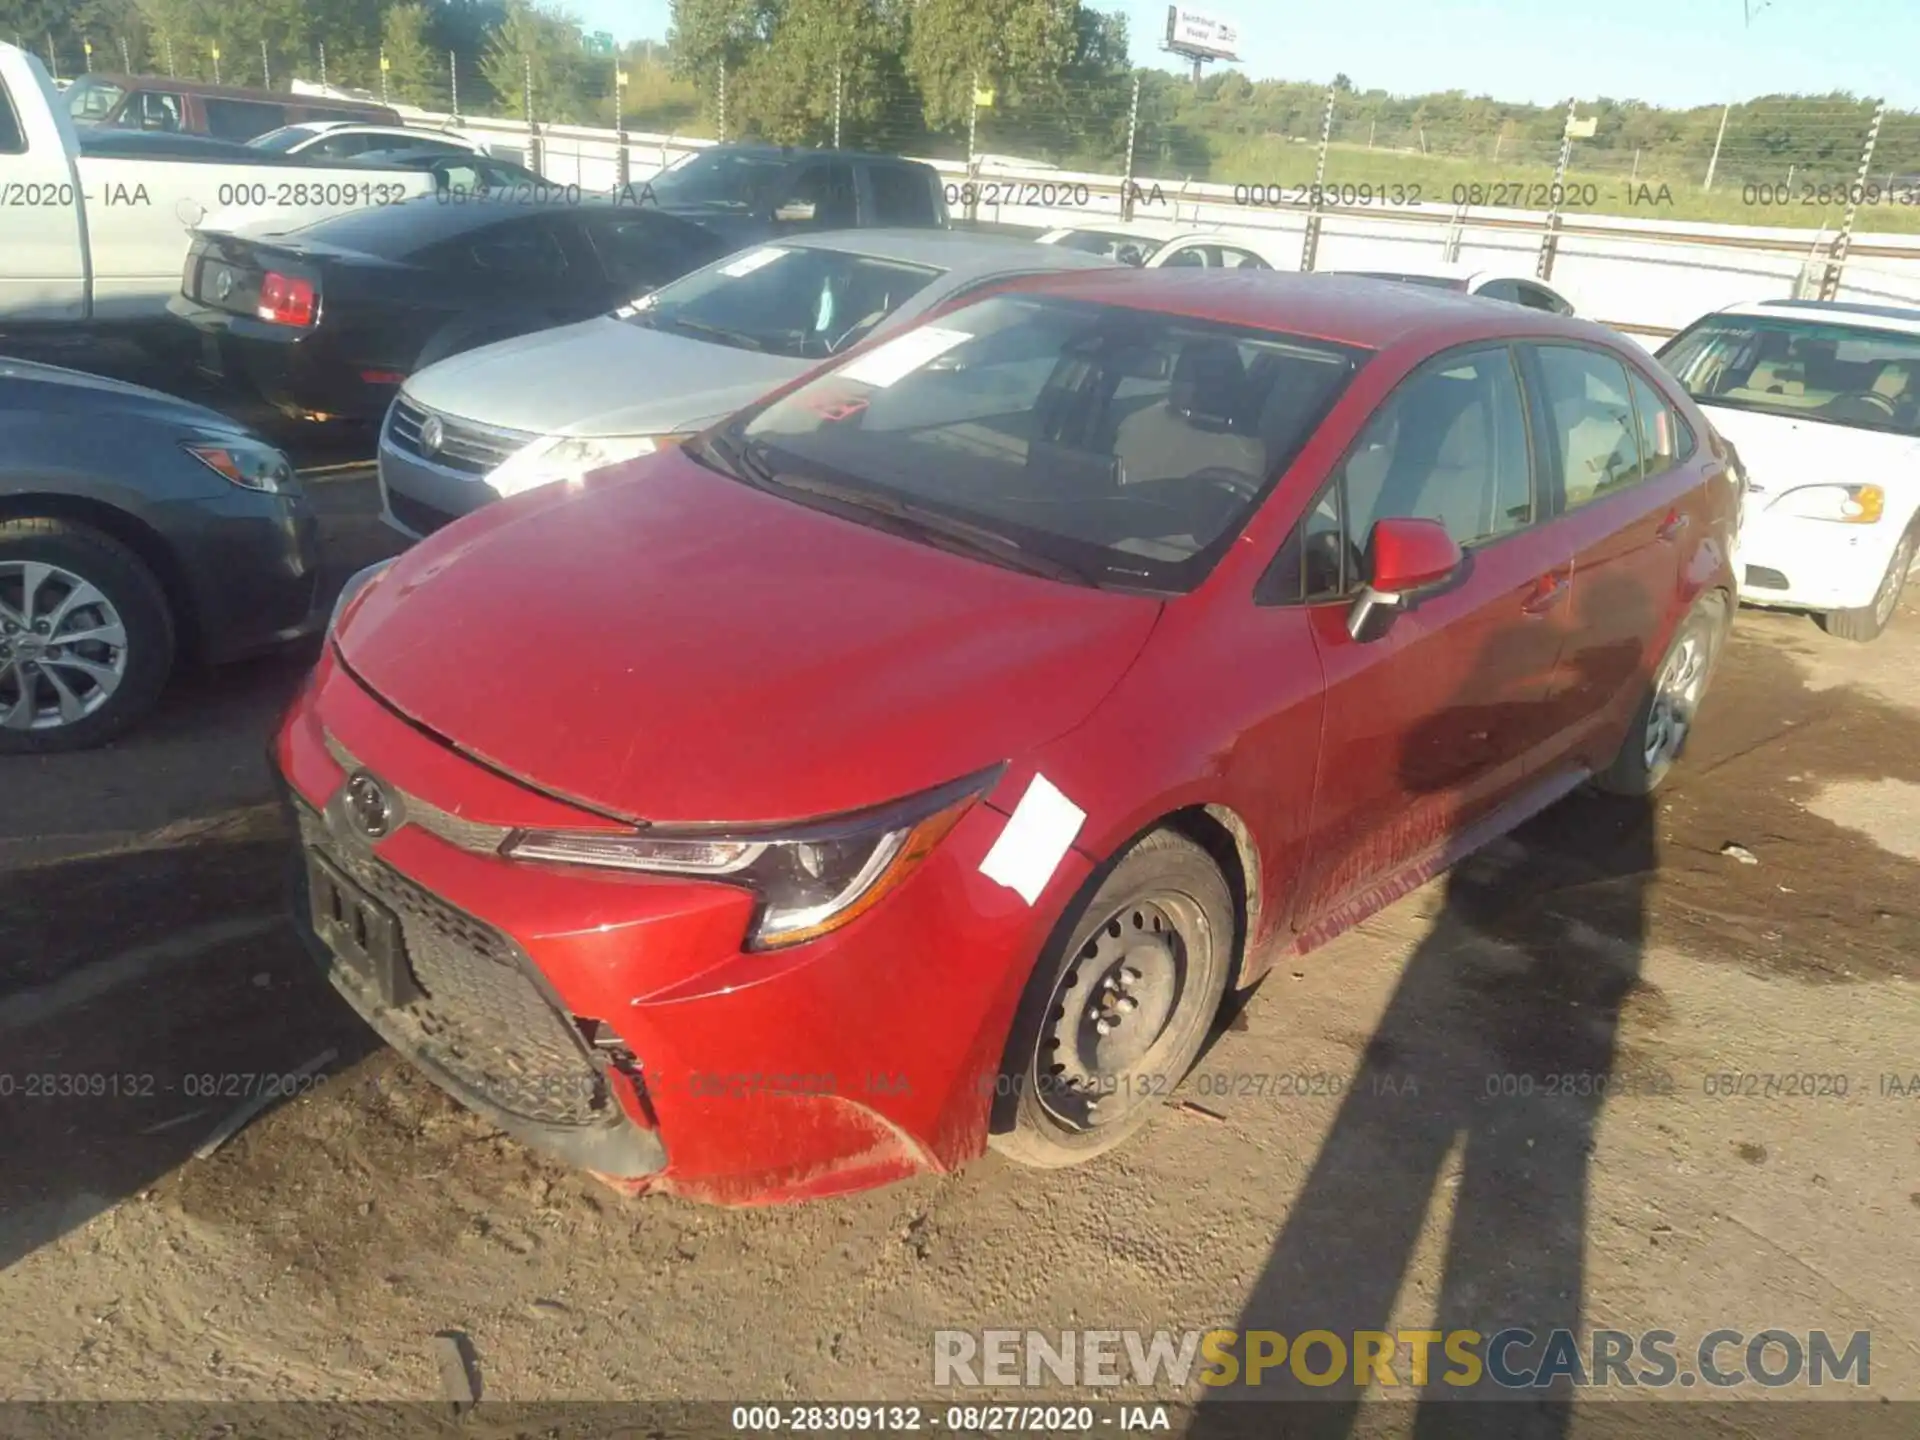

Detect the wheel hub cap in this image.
[1644,633,1707,770]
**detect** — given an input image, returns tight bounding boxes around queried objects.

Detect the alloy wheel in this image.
[1642,630,1709,771]
[0,561,131,732]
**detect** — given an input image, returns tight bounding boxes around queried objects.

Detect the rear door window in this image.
[204,98,287,141]
[128,91,184,132]
[868,164,938,226]
[773,163,859,228]
[1532,345,1646,510]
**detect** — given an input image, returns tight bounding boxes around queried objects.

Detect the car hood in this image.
[1697,403,1920,497]
[0,357,256,435]
[402,317,807,439]
[336,448,1162,824]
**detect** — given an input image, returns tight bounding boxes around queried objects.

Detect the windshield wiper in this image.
[659,315,770,352]
[755,466,1102,588]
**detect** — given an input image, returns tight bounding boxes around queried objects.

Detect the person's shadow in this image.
[1192,569,1675,1438]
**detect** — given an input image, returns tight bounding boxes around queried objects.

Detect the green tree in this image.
[380,2,437,104]
[903,0,1081,131]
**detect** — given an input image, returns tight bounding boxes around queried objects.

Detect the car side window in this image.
[458,219,570,278]
[1159,245,1208,268]
[1627,369,1685,481]
[774,163,858,228]
[1475,278,1522,305]
[131,91,183,132]
[586,214,715,290]
[0,81,23,155]
[1533,344,1645,510]
[204,98,286,141]
[868,164,938,226]
[1218,246,1272,271]
[1519,282,1573,315]
[306,133,363,159]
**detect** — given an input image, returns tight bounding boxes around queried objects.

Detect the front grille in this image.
[386,396,534,477]
[295,800,610,1128]
[323,731,514,853]
[387,488,457,538]
[1745,564,1790,591]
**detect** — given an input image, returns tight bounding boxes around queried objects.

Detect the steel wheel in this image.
[1034,891,1212,1134]
[0,560,131,733]
[1642,628,1708,772]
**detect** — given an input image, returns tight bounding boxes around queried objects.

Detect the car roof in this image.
[774,229,1113,272]
[1719,298,1920,336]
[86,73,393,110]
[994,268,1602,351]
[698,143,935,167]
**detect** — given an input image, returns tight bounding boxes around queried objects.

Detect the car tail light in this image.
[258,271,318,327]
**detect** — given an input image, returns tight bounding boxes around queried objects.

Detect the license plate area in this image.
[307,849,420,1007]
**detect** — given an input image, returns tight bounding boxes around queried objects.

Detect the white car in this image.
[1138,229,1578,314]
[1034,220,1200,266]
[247,120,486,162]
[1656,299,1920,641]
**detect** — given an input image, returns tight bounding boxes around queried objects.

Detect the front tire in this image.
[990,829,1234,1168]
[1818,524,1915,643]
[0,519,175,754]
[1592,590,1729,797]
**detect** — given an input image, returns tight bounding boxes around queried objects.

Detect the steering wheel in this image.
[1190,466,1263,501]
[1823,390,1898,423]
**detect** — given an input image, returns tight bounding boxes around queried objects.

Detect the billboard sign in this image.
[1164,6,1241,62]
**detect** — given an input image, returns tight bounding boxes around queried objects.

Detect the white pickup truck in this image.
[0,41,439,328]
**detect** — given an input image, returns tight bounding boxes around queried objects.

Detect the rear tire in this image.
[0,519,175,755]
[989,829,1234,1169]
[1591,591,1729,797]
[1818,524,1915,643]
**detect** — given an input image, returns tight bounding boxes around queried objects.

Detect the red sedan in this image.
[277,270,1740,1204]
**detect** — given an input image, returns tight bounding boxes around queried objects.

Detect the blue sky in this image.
[570,0,1920,109]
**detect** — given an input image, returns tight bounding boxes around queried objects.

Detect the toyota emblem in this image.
[214,268,234,301]
[343,771,395,840]
[419,415,445,455]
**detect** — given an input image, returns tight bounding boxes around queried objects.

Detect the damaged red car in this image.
[276,270,1740,1204]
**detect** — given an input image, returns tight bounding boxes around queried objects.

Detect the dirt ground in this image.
[2,435,1919,1427]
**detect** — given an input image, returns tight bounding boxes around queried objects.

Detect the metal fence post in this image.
[318,42,327,89]
[1299,82,1337,272]
[44,32,56,83]
[164,33,175,77]
[1537,96,1577,281]
[1120,70,1142,223]
[523,53,543,176]
[82,38,91,73]
[615,63,630,187]
[966,76,981,224]
[261,40,271,90]
[118,36,130,71]
[833,63,843,148]
[718,59,728,142]
[1822,100,1887,301]
[450,51,460,121]
[1704,102,1731,192]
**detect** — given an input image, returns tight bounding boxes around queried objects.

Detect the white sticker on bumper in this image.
[979,774,1086,906]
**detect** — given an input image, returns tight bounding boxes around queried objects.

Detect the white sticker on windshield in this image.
[720,247,789,278]
[979,774,1086,906]
[837,325,973,389]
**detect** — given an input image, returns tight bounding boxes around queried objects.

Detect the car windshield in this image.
[247,125,314,151]
[64,76,125,122]
[645,149,791,209]
[715,294,1367,593]
[1657,314,1920,436]
[619,245,944,360]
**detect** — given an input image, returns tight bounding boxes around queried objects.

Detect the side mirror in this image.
[1346,517,1462,640]
[773,200,818,223]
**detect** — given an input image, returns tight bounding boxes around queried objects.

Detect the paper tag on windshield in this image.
[979,774,1085,906]
[720,247,789,278]
[837,326,972,389]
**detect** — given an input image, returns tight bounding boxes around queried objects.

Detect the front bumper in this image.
[1733,501,1906,612]
[376,430,498,541]
[161,487,325,664]
[274,644,1082,1204]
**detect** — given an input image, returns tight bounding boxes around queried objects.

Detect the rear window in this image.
[64,76,125,122]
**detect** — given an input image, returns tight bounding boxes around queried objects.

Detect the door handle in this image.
[1521,570,1571,616]
[1656,508,1691,542]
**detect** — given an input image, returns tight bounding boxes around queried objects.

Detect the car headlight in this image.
[1768,483,1885,524]
[485,433,676,499]
[503,766,1003,949]
[183,437,295,494]
[329,558,395,637]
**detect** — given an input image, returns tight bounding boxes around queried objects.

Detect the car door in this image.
[1521,342,1699,770]
[862,161,940,227]
[1277,344,1575,933]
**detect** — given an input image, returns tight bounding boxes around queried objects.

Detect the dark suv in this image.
[636,144,950,248]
